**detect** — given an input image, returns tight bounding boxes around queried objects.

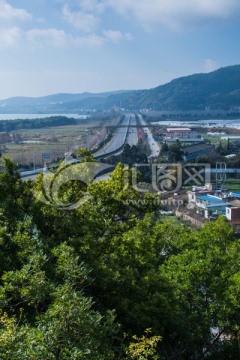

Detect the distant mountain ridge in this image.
[0,65,240,113]
[0,90,134,114]
[124,64,240,111]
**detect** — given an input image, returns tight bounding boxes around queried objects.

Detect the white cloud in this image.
[0,0,31,22]
[0,1,31,47]
[203,59,219,72]
[25,28,107,48]
[0,26,22,47]
[26,28,69,47]
[0,1,134,49]
[0,26,72,49]
[73,33,106,47]
[79,0,106,14]
[103,29,134,43]
[106,0,240,30]
[125,32,134,41]
[0,26,130,49]
[62,4,100,32]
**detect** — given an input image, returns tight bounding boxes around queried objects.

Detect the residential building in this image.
[195,194,230,218]
[226,203,240,225]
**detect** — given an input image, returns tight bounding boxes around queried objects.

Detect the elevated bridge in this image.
[105,124,160,128]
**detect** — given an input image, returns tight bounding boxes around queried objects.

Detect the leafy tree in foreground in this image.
[0,240,117,359]
[161,217,240,359]
[0,158,32,232]
[126,328,162,360]
[0,156,240,359]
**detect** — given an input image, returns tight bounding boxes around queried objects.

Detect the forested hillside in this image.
[1,65,240,113]
[0,156,239,359]
[123,65,240,111]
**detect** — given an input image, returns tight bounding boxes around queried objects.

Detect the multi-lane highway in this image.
[21,115,131,178]
[138,114,160,158]
[21,113,160,180]
[94,115,130,158]
[126,116,138,146]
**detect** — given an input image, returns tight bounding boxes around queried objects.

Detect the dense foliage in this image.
[0,116,77,132]
[0,156,239,359]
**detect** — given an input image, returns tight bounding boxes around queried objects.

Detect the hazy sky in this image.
[0,0,239,99]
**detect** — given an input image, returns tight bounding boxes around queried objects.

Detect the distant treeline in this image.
[0,116,77,132]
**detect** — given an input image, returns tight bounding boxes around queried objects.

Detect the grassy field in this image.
[224,177,240,191]
[0,121,103,168]
[159,214,183,225]
[182,177,240,192]
[200,133,228,147]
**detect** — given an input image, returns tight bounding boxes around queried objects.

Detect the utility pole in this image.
[32,148,36,171]
[216,162,226,190]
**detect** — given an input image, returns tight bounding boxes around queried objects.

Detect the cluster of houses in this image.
[155,126,240,229]
[176,183,240,229]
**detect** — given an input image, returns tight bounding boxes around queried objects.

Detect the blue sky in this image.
[0,0,239,99]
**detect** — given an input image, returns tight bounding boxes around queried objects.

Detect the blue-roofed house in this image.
[228,192,240,198]
[196,194,230,218]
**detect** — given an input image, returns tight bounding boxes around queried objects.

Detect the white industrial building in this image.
[165,127,203,143]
